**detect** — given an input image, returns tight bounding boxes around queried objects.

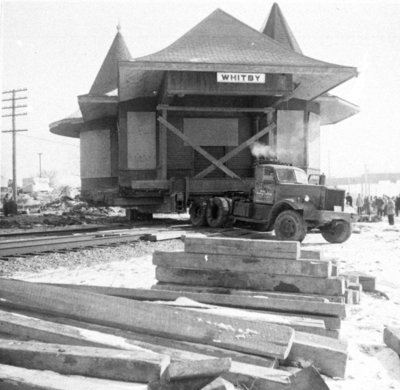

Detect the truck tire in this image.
[321,220,352,243]
[274,210,307,242]
[206,197,230,228]
[189,201,207,227]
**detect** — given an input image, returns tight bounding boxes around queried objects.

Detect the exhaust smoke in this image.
[250,142,276,159]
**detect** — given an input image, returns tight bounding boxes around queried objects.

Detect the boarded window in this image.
[80,130,111,178]
[127,112,156,170]
[183,118,238,146]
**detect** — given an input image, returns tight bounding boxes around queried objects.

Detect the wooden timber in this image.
[184,236,300,259]
[0,279,294,359]
[0,363,147,390]
[48,284,346,318]
[300,250,325,260]
[153,251,332,277]
[383,326,400,355]
[342,271,376,292]
[0,309,277,369]
[286,331,348,378]
[200,377,235,390]
[152,284,332,302]
[156,298,327,336]
[0,309,331,388]
[0,338,168,382]
[0,311,307,389]
[155,267,345,296]
[149,377,220,390]
[165,358,231,381]
[222,365,329,390]
[157,105,274,113]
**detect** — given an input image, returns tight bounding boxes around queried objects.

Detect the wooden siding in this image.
[127,112,156,170]
[80,129,111,179]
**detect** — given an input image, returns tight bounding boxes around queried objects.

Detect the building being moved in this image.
[50,3,359,215]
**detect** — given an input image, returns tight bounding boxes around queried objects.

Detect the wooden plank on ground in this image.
[48,284,346,318]
[152,284,332,302]
[222,365,329,390]
[0,338,168,382]
[153,251,331,277]
[285,331,348,378]
[300,249,324,260]
[184,236,300,259]
[156,267,345,296]
[156,297,327,336]
[342,271,376,292]
[0,278,294,359]
[142,232,185,242]
[0,363,147,390]
[383,326,400,355]
[201,378,235,390]
[0,309,277,369]
[0,313,307,390]
[165,358,231,381]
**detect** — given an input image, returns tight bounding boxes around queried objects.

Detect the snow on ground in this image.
[7,217,400,390]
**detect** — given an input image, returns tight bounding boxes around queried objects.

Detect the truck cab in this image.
[190,163,355,243]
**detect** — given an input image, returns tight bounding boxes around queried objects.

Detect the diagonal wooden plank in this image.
[157,116,240,179]
[0,278,294,359]
[195,123,276,178]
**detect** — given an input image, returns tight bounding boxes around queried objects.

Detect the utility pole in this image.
[38,153,42,177]
[1,88,28,200]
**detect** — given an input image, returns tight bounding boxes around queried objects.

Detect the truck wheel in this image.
[321,220,352,243]
[206,197,230,228]
[189,201,207,227]
[274,210,307,242]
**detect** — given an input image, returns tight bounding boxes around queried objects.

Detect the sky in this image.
[1,0,400,186]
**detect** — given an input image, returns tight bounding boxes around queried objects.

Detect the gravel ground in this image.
[0,240,183,278]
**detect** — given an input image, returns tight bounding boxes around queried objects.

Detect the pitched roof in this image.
[120,9,357,102]
[89,29,132,95]
[135,9,340,68]
[260,3,302,54]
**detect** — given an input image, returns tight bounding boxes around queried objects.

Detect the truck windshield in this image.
[275,168,308,184]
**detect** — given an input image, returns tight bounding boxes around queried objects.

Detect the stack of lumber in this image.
[155,235,361,305]
[147,235,360,377]
[0,278,339,389]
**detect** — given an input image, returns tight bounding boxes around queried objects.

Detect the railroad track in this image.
[0,223,273,260]
[0,226,186,259]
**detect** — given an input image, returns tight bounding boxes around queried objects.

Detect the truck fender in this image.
[269,200,304,226]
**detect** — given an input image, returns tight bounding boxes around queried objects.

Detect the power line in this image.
[17,133,80,148]
[2,88,28,200]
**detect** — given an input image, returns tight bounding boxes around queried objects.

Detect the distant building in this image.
[50,3,358,213]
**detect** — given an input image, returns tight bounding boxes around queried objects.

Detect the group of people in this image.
[346,193,400,225]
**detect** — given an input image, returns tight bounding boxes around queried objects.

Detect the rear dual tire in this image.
[189,197,231,228]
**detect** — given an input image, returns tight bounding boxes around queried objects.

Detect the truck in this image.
[188,161,355,243]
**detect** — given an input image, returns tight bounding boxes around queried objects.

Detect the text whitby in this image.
[217,73,266,84]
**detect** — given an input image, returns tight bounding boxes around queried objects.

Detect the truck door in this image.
[253,166,275,204]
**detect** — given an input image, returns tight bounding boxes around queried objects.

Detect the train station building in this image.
[50,3,359,212]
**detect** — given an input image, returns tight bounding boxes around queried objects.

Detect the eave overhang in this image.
[316,94,360,125]
[119,60,357,103]
[78,94,118,122]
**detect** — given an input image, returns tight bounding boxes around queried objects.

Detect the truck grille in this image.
[325,189,345,211]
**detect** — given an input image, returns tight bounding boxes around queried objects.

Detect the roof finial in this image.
[117,20,121,32]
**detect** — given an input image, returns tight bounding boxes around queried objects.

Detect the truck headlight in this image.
[304,195,310,202]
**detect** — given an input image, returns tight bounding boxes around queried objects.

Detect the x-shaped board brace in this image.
[157,116,240,179]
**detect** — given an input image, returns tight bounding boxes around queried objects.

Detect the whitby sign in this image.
[217,72,265,84]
